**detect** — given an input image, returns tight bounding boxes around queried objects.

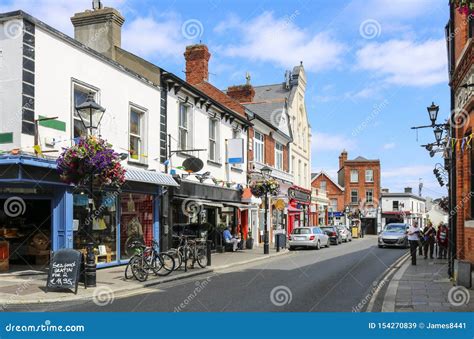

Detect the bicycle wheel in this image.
[131,256,149,282]
[124,255,138,280]
[196,247,208,268]
[168,249,182,271]
[153,253,175,276]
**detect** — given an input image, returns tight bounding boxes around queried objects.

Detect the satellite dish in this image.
[182,157,204,173]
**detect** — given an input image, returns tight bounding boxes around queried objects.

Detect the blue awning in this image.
[125,168,179,187]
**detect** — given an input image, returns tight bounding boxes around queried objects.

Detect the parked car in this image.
[378,223,409,248]
[337,225,352,242]
[321,226,342,245]
[289,227,330,250]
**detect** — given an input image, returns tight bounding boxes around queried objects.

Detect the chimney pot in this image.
[184,44,211,85]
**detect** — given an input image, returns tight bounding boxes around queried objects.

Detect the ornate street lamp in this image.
[260,166,273,255]
[75,93,106,288]
[75,92,106,134]
[434,127,444,144]
[427,102,439,126]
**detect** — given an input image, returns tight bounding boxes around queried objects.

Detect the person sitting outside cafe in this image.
[223,226,240,252]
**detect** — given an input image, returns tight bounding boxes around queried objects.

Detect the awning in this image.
[194,199,224,208]
[125,168,179,187]
[223,202,257,210]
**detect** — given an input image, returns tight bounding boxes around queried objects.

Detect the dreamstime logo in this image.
[270,285,292,307]
[269,108,286,127]
[353,279,387,312]
[449,108,470,129]
[359,19,381,39]
[447,286,470,307]
[181,19,204,40]
[4,19,24,39]
[92,286,115,306]
[174,277,211,312]
[181,199,203,218]
[3,197,26,218]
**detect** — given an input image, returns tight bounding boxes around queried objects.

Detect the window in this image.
[178,103,191,150]
[351,189,358,204]
[365,169,374,182]
[366,189,373,203]
[254,131,264,163]
[350,170,359,183]
[73,84,97,138]
[320,180,327,192]
[393,201,399,211]
[275,142,283,170]
[331,198,337,211]
[129,106,146,163]
[208,118,219,162]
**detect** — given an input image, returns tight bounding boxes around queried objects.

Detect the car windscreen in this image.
[321,228,333,233]
[384,225,406,233]
[292,228,311,235]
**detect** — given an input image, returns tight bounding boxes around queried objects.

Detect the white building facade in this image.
[380,188,427,229]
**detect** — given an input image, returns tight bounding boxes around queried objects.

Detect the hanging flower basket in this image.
[451,0,473,15]
[57,136,126,189]
[249,178,280,198]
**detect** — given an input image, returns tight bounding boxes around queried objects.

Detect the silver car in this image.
[289,226,330,250]
[378,223,409,248]
[337,225,352,242]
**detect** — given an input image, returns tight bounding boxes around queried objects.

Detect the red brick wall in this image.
[227,85,255,103]
[311,174,344,211]
[342,161,381,209]
[453,10,469,63]
[184,44,210,85]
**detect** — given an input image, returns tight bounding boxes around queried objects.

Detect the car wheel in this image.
[349,237,352,242]
[289,246,295,251]
[378,245,383,248]
[316,241,321,250]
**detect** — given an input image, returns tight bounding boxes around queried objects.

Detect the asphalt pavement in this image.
[6,236,406,312]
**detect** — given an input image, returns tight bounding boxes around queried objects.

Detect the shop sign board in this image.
[46,249,82,294]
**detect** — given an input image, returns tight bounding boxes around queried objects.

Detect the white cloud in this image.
[383,142,396,150]
[312,131,357,152]
[355,39,447,87]
[215,12,346,73]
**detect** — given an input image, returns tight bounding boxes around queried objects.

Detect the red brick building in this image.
[311,171,345,224]
[446,2,474,267]
[337,150,381,234]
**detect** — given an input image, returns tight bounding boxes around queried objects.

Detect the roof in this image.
[381,192,426,202]
[193,81,246,115]
[346,155,380,163]
[311,171,344,191]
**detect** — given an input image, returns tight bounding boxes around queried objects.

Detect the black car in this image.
[321,226,342,245]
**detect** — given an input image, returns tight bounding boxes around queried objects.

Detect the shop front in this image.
[0,155,178,272]
[168,179,249,251]
[287,186,312,233]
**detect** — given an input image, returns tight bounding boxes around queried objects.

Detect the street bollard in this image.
[206,240,212,266]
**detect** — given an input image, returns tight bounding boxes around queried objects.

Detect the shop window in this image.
[254,131,264,163]
[129,106,147,164]
[350,170,359,183]
[120,193,154,260]
[365,169,374,182]
[73,192,117,263]
[72,82,98,139]
[366,189,373,203]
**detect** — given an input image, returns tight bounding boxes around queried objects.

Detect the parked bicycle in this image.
[168,235,208,270]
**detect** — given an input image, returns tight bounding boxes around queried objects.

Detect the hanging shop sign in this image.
[227,138,244,164]
[274,199,286,211]
[182,157,204,173]
[288,186,311,204]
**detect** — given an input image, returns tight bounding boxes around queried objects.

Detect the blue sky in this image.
[0,0,450,197]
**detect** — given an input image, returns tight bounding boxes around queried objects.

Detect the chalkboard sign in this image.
[46,249,82,294]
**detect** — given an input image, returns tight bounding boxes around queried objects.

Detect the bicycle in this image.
[124,240,146,280]
[129,240,175,282]
[183,236,208,269]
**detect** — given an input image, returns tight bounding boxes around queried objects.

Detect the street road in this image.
[9,236,405,312]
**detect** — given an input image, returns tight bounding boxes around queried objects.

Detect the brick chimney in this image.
[227,84,255,103]
[404,187,413,194]
[339,149,348,170]
[184,44,211,85]
[71,2,125,60]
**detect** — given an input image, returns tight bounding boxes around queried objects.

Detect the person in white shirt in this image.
[407,222,421,265]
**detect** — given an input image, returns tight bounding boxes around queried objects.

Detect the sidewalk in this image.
[0,247,289,307]
[381,255,474,312]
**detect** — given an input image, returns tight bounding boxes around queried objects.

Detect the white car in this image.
[337,225,352,242]
[288,226,330,250]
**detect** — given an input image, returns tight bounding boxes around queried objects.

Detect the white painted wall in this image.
[165,90,248,186]
[0,20,23,149]
[22,25,162,170]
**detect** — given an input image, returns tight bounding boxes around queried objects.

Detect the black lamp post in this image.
[75,92,106,288]
[427,102,439,126]
[260,165,272,255]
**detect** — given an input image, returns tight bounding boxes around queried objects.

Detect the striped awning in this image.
[125,168,179,187]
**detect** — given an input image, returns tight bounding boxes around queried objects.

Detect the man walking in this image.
[422,221,436,259]
[437,223,449,259]
[407,222,421,265]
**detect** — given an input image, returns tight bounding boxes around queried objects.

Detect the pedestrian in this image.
[223,226,240,252]
[413,221,423,255]
[422,221,436,259]
[407,222,421,265]
[436,223,449,259]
